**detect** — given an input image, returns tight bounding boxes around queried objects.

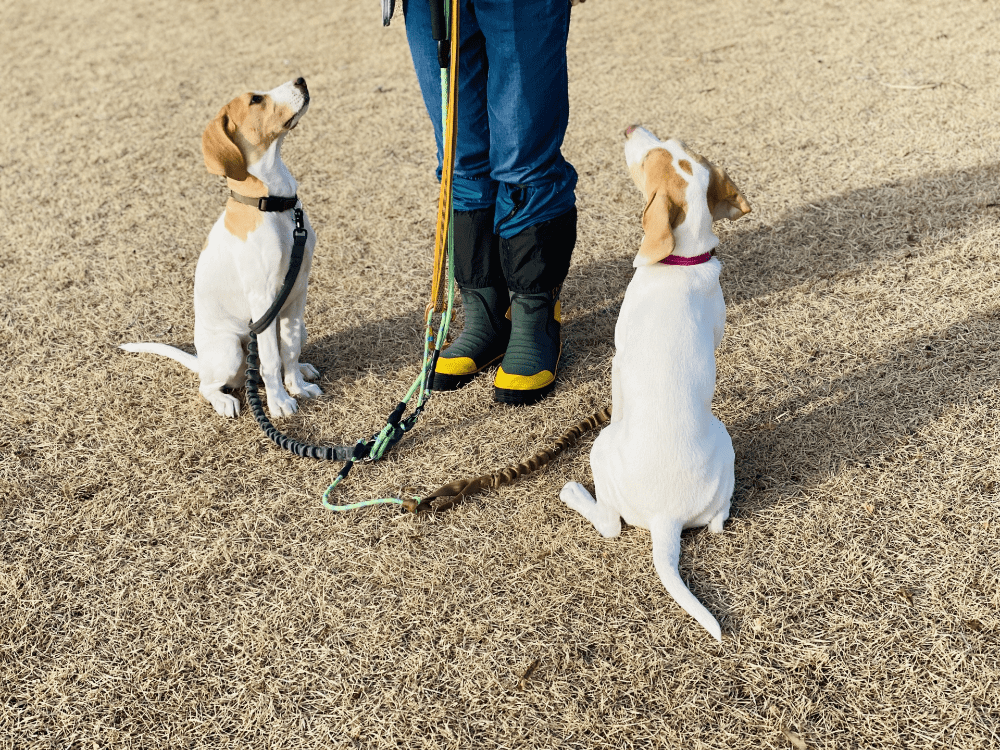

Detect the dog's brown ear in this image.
[706,163,751,221]
[635,189,676,266]
[202,107,248,181]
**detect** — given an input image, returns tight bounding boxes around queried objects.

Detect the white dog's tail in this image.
[120,342,199,372]
[650,516,723,641]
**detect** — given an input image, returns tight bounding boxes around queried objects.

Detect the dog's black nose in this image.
[295,77,306,87]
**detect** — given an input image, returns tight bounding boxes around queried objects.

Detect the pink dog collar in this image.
[659,251,714,266]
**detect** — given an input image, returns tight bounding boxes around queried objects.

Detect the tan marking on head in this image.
[636,149,689,264]
[628,160,645,192]
[202,91,298,180]
[678,159,693,175]
[687,151,752,221]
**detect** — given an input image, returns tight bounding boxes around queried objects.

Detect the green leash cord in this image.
[322,5,458,512]
[320,277,454,511]
[320,242,456,512]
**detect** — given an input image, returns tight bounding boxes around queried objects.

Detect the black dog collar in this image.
[229,190,299,212]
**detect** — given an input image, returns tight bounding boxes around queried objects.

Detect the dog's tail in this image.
[120,342,199,372]
[650,515,723,641]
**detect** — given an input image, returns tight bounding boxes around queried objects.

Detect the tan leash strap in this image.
[404,405,613,513]
[430,0,461,313]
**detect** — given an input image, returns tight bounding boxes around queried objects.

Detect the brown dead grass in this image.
[2,0,999,747]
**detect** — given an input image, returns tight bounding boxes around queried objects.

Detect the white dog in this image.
[122,78,322,418]
[561,126,750,641]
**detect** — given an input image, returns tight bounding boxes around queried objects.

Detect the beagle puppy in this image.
[122,78,322,418]
[561,126,750,641]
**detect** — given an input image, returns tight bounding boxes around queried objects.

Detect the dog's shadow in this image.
[729,307,999,512]
[565,163,1000,340]
[306,307,428,380]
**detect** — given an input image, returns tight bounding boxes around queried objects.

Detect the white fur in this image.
[121,79,321,419]
[561,129,736,642]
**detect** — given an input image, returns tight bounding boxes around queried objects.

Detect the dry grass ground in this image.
[2,0,999,747]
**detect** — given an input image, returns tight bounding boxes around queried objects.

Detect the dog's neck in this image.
[671,178,720,258]
[669,222,720,258]
[231,136,298,199]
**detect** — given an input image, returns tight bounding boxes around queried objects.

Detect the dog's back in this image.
[591,259,733,532]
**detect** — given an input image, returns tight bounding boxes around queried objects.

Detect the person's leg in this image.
[478,0,578,404]
[403,0,512,389]
[403,0,494,204]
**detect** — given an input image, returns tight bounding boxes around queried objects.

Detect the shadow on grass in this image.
[305,306,428,378]
[729,307,1000,512]
[562,162,1000,357]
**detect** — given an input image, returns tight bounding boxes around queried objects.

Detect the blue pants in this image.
[402,0,578,240]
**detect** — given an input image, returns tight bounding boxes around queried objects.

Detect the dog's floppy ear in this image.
[635,189,676,266]
[706,163,751,221]
[202,107,248,181]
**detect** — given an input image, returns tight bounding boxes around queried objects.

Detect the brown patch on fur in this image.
[637,149,690,264]
[688,151,752,221]
[678,159,693,175]
[202,92,297,181]
[223,176,267,241]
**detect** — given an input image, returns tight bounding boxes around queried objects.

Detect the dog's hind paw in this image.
[561,482,622,538]
[299,362,320,380]
[561,481,596,507]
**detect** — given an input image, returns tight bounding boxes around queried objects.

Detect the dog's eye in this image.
[249,94,264,105]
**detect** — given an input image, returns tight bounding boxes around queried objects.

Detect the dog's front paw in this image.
[285,377,323,399]
[300,382,323,399]
[299,362,320,380]
[267,391,299,418]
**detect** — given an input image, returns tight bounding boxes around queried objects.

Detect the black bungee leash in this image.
[236,192,438,496]
[238,194,358,462]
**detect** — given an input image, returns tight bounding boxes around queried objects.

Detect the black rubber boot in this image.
[432,285,511,390]
[432,208,510,391]
[494,286,562,405]
[493,207,576,405]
